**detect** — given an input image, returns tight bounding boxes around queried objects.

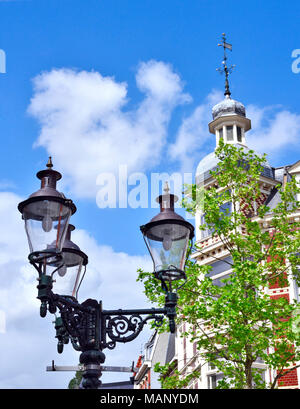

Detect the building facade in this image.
[175,92,300,389]
[134,331,176,389]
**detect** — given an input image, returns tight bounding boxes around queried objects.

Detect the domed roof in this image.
[212,96,246,120]
[196,151,219,180]
[195,145,274,183]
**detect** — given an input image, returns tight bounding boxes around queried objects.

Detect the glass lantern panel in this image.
[54,259,84,299]
[145,223,190,279]
[23,200,71,256]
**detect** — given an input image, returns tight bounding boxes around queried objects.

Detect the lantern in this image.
[54,225,88,299]
[140,183,194,282]
[18,158,76,268]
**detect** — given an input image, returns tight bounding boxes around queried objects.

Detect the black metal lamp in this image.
[18,166,194,389]
[18,157,76,267]
[18,158,76,317]
[140,182,194,284]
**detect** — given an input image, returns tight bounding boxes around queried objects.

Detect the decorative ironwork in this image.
[104,312,164,346]
[53,298,168,352]
[33,274,177,388]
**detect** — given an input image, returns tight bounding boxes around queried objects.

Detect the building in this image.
[175,89,300,389]
[134,331,176,389]
[135,78,300,391]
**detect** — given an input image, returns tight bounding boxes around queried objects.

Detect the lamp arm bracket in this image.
[101,309,166,349]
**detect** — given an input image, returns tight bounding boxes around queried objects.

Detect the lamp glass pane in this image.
[145,223,190,279]
[54,258,84,299]
[23,200,71,256]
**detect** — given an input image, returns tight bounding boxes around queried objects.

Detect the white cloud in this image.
[28,61,190,199]
[168,89,223,173]
[136,60,190,105]
[169,90,300,173]
[246,104,300,159]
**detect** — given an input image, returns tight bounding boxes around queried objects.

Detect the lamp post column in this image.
[79,350,105,389]
[78,299,105,389]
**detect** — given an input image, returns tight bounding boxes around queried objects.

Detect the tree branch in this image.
[271,363,300,389]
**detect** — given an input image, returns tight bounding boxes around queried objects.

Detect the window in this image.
[201,201,232,239]
[207,373,223,389]
[226,125,233,141]
[212,272,232,287]
[144,339,155,360]
[207,256,233,277]
[218,127,223,140]
[237,126,242,142]
[201,214,213,239]
[208,374,216,389]
[206,256,233,287]
[220,201,231,215]
[252,368,266,388]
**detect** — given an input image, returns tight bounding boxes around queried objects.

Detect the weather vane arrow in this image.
[216,33,235,97]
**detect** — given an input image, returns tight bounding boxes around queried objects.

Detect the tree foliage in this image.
[138,141,300,389]
[68,369,83,389]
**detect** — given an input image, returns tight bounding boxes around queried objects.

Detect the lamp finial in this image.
[164,181,170,195]
[46,157,53,169]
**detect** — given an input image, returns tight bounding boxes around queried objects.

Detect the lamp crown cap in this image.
[164,181,170,194]
[46,156,53,169]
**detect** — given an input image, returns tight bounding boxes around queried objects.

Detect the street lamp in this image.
[18,159,194,389]
[140,182,194,284]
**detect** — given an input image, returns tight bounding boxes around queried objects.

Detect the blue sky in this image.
[0,0,300,389]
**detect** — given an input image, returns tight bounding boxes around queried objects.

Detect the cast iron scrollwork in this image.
[48,294,98,354]
[103,313,164,348]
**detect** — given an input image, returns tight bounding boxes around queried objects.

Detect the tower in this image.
[209,95,251,148]
[210,33,251,148]
[195,35,275,243]
[176,35,300,389]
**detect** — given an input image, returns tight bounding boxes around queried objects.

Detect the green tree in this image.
[68,369,83,389]
[138,141,300,389]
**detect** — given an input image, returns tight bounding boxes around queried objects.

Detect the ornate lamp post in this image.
[140,183,194,332]
[18,160,194,389]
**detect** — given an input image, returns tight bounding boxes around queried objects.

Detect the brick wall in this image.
[267,255,298,388]
[278,368,299,388]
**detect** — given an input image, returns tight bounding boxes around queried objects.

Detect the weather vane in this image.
[217,33,235,97]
